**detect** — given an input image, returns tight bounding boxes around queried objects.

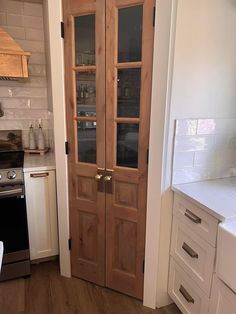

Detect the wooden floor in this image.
[0,261,181,314]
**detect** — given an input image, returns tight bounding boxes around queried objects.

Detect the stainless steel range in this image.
[0,130,30,281]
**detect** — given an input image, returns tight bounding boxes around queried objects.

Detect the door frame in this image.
[45,0,177,309]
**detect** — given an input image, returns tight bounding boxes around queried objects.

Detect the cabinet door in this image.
[209,275,236,314]
[105,0,155,299]
[25,170,58,260]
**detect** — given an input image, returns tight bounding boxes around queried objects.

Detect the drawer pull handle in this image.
[179,285,194,304]
[30,172,49,178]
[184,209,201,224]
[182,242,198,259]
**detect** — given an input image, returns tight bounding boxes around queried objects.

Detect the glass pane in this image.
[77,121,96,164]
[75,15,95,66]
[117,68,141,118]
[117,124,139,168]
[118,6,143,63]
[76,72,96,117]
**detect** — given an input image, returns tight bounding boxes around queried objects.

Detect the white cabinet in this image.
[209,275,236,314]
[169,193,219,314]
[24,170,58,261]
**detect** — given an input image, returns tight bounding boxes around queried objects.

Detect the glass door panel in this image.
[75,14,96,66]
[76,71,96,117]
[117,123,139,168]
[77,121,97,164]
[117,68,141,118]
[118,6,143,63]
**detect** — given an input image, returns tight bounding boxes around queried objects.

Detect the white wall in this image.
[156,0,236,307]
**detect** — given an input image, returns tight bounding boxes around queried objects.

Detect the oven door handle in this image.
[0,188,24,197]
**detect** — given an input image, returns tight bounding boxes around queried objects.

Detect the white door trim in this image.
[45,0,177,308]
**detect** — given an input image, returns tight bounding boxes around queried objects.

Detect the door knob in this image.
[104,175,112,182]
[95,174,103,181]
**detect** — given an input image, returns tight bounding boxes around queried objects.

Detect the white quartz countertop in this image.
[172,177,236,222]
[23,152,56,172]
[0,241,3,272]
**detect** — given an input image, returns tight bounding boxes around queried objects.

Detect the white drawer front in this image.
[168,258,209,314]
[171,217,215,295]
[174,194,218,247]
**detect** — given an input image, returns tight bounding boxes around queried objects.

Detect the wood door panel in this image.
[105,0,155,299]
[114,181,138,209]
[78,211,98,262]
[77,176,97,202]
[63,0,106,286]
[114,219,137,274]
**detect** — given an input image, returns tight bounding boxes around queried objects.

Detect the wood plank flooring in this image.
[0,261,181,314]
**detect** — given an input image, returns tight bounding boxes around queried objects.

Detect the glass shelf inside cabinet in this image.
[76,72,96,117]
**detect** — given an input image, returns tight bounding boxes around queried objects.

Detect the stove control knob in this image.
[7,170,17,180]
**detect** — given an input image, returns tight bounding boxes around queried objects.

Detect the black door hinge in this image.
[65,141,69,155]
[61,21,64,39]
[68,238,71,251]
[153,7,156,27]
[143,260,145,273]
[146,148,149,164]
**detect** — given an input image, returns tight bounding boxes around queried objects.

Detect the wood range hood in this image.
[0,27,31,80]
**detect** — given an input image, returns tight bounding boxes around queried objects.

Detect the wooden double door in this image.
[63,0,155,299]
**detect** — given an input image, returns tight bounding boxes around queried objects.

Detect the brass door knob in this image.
[104,175,112,182]
[95,174,103,181]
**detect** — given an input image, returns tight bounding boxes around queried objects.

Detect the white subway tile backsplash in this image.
[197,118,236,135]
[23,2,43,17]
[6,14,23,27]
[25,28,44,41]
[175,135,215,152]
[173,152,194,169]
[29,53,45,65]
[28,64,46,77]
[176,119,197,136]
[0,12,6,24]
[23,15,43,29]
[2,25,25,39]
[0,1,54,150]
[0,0,24,15]
[173,119,236,184]
[16,39,44,53]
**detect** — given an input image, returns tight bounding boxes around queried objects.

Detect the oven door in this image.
[0,186,29,255]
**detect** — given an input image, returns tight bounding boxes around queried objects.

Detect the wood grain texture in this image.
[63,0,106,286]
[105,0,155,299]
[0,261,181,314]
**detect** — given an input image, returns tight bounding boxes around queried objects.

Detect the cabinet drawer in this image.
[170,217,215,295]
[173,194,218,246]
[168,257,209,314]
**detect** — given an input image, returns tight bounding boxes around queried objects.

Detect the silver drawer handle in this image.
[184,209,201,224]
[30,172,49,178]
[182,242,198,259]
[179,285,194,304]
[0,188,23,196]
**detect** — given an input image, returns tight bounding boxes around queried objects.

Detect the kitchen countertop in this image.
[172,177,236,222]
[23,152,56,172]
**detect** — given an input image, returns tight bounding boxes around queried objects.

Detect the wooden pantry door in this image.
[63,0,106,285]
[105,0,155,299]
[63,0,155,298]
